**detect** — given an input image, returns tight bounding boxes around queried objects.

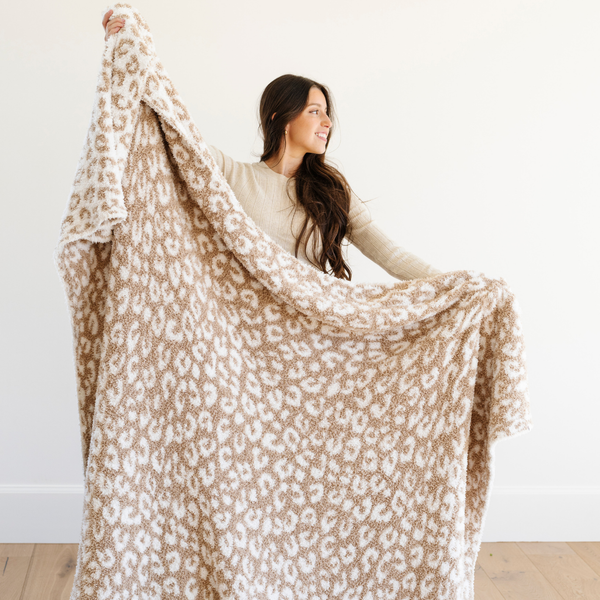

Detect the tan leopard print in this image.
[55,5,533,599]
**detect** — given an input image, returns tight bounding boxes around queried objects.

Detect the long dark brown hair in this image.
[259,74,353,280]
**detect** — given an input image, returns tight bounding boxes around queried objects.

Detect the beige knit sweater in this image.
[209,146,442,280]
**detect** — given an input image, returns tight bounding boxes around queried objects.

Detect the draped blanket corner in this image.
[56,4,533,599]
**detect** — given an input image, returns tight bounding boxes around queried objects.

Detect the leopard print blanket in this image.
[55,5,533,599]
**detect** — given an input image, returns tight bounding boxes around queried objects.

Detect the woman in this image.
[103,10,442,281]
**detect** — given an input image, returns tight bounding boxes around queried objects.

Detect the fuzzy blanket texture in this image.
[55,5,533,600]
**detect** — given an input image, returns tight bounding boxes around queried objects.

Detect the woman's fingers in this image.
[101,9,113,28]
[104,25,124,42]
[103,16,126,41]
[107,19,126,30]
[102,8,126,31]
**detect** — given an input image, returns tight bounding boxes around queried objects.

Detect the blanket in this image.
[55,5,533,600]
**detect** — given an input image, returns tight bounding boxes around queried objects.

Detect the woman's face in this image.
[284,86,332,156]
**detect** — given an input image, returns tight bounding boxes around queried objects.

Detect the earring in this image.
[284,130,288,134]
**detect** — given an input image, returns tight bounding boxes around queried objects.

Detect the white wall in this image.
[1,0,598,542]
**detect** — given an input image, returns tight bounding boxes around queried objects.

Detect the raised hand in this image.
[102,9,125,42]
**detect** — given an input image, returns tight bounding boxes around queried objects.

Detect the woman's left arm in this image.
[346,192,443,280]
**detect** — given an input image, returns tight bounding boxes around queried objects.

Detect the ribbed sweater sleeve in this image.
[208,145,231,178]
[346,193,442,280]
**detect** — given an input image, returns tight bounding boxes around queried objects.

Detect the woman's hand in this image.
[102,9,125,42]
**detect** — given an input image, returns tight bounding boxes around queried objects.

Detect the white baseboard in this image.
[482,486,600,542]
[0,485,598,543]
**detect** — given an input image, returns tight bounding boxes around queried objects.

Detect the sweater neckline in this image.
[255,161,291,181]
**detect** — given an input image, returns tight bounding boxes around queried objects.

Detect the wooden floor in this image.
[1,542,599,599]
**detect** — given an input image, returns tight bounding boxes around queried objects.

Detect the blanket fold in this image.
[55,5,532,600]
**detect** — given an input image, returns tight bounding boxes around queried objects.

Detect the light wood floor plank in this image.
[20,544,78,600]
[477,542,564,600]
[518,542,600,600]
[475,560,506,600]
[569,542,600,577]
[0,544,35,557]
[0,552,33,600]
